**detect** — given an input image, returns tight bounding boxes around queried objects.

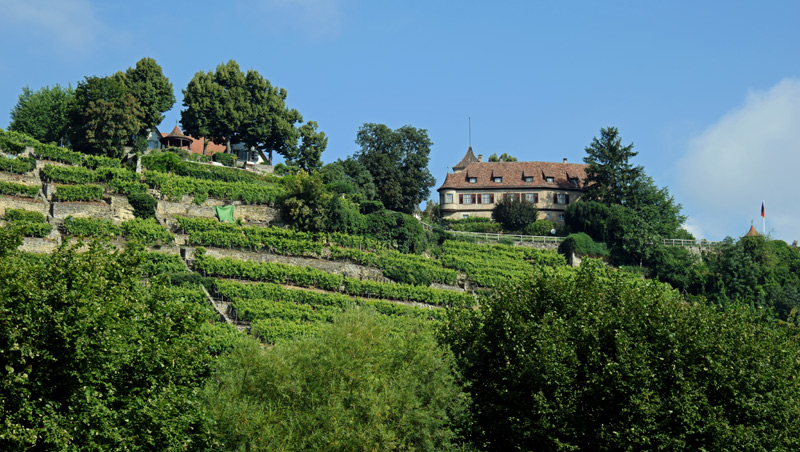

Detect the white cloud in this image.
[678,78,800,242]
[0,0,107,53]
[245,0,352,40]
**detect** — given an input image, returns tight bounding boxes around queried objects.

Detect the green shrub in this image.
[127,192,157,219]
[83,154,121,170]
[523,219,557,236]
[53,184,103,202]
[41,164,97,184]
[32,142,84,165]
[446,217,503,233]
[212,152,238,167]
[0,155,36,174]
[558,232,609,258]
[121,218,174,245]
[4,208,46,224]
[0,181,40,198]
[3,208,51,237]
[492,196,539,232]
[62,216,120,238]
[55,184,101,202]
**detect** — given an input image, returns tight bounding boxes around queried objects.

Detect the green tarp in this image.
[214,205,235,223]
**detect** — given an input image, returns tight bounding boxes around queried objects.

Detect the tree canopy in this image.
[582,126,644,205]
[487,152,517,162]
[180,60,317,164]
[205,309,469,451]
[442,261,800,451]
[67,75,144,157]
[492,196,539,232]
[0,241,216,451]
[8,84,74,145]
[121,57,175,133]
[355,123,435,214]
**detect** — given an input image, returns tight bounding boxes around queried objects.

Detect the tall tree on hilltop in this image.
[182,60,313,163]
[241,69,303,164]
[582,126,644,205]
[355,123,435,214]
[68,75,143,158]
[121,57,175,133]
[9,84,74,145]
[289,121,327,172]
[181,60,249,154]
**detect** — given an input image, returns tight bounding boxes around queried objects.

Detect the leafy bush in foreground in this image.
[443,260,800,451]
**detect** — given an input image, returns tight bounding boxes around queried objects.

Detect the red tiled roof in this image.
[453,146,479,171]
[160,131,226,155]
[438,161,588,191]
[745,225,760,237]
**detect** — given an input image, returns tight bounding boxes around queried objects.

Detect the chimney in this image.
[477,154,483,162]
[563,158,568,164]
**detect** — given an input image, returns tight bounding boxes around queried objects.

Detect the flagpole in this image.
[762,200,765,236]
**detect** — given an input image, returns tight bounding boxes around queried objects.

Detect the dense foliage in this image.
[355,123,435,214]
[0,242,217,451]
[442,260,800,451]
[8,84,74,145]
[0,181,40,198]
[492,196,539,232]
[205,308,469,451]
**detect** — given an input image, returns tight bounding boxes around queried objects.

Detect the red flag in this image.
[761,202,765,218]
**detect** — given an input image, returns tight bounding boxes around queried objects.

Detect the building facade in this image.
[437,147,588,222]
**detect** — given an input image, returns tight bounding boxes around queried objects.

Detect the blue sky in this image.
[1,0,799,242]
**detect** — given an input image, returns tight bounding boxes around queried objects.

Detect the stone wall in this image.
[51,200,116,221]
[0,196,48,218]
[158,198,280,229]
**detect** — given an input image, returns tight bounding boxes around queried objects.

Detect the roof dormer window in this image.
[524,176,533,183]
[492,177,502,183]
[570,177,579,186]
[468,177,477,184]
[546,177,554,183]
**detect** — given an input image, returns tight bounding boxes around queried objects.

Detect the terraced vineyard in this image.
[0,128,569,346]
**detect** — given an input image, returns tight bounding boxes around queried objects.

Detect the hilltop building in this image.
[145,126,263,163]
[437,147,589,223]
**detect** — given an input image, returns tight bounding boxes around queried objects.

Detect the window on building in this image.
[559,214,565,222]
[525,193,536,203]
[524,176,533,183]
[462,214,470,219]
[492,177,502,183]
[569,177,579,186]
[555,193,570,205]
[463,194,473,204]
[446,193,453,204]
[482,193,491,204]
[468,177,477,183]
[546,177,554,183]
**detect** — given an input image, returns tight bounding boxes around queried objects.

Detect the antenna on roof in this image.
[468,117,472,148]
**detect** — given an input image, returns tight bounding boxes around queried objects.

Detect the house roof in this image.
[452,146,480,172]
[745,225,760,237]
[160,128,226,155]
[164,126,191,140]
[438,160,588,191]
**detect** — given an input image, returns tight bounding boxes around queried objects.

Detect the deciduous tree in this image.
[442,261,800,451]
[488,152,517,162]
[8,84,74,145]
[492,196,539,231]
[122,57,175,132]
[68,75,144,157]
[355,123,435,214]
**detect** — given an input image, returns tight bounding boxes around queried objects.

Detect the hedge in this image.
[53,184,104,202]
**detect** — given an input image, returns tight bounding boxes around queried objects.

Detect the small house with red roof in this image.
[437,147,589,223]
[146,126,264,163]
